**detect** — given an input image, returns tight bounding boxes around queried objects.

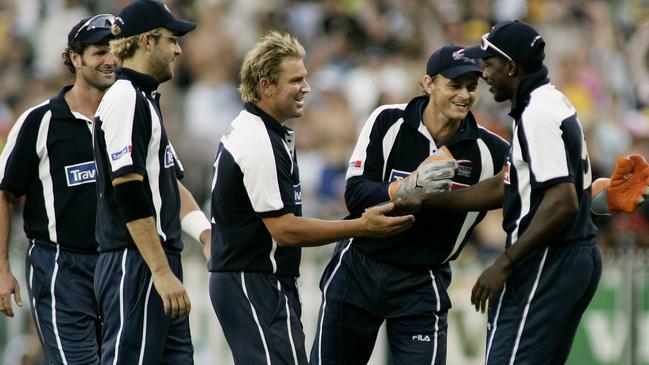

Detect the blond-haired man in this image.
[93,1,209,364]
[209,31,418,364]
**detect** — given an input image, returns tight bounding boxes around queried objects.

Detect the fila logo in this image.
[65,161,96,187]
[294,183,302,205]
[164,145,175,168]
[412,334,431,342]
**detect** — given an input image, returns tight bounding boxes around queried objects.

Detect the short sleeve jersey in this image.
[94,68,184,252]
[0,86,98,252]
[209,103,302,277]
[345,95,509,270]
[502,66,597,246]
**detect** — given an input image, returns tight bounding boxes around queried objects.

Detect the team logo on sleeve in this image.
[65,161,96,186]
[164,145,175,168]
[349,160,362,169]
[111,145,132,161]
[293,183,302,205]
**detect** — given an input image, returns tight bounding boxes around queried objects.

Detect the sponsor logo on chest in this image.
[65,161,96,186]
[389,169,410,182]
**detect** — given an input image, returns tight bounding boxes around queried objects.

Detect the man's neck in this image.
[421,102,461,146]
[64,82,105,120]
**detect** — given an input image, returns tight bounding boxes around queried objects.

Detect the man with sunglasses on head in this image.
[93,1,209,364]
[0,14,116,365]
[392,20,640,364]
[310,45,509,365]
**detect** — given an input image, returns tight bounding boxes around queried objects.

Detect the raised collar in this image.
[244,102,293,136]
[116,67,160,93]
[49,85,75,120]
[403,94,481,144]
[509,65,550,121]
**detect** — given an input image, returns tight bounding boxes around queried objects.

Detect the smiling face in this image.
[425,72,480,122]
[481,56,515,102]
[261,57,311,123]
[76,43,116,91]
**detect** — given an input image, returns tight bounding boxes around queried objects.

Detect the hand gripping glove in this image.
[591,154,649,214]
[388,147,458,198]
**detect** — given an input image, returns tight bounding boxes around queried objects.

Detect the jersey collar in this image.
[509,65,550,121]
[50,85,77,120]
[244,102,293,137]
[116,67,160,93]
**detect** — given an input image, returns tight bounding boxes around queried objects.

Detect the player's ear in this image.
[507,62,517,77]
[422,74,435,95]
[259,78,272,98]
[70,51,83,69]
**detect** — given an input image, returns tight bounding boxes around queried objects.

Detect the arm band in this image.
[113,180,155,222]
[181,210,211,244]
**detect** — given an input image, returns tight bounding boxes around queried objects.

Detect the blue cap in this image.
[113,0,196,38]
[464,20,545,62]
[68,14,115,45]
[426,45,481,79]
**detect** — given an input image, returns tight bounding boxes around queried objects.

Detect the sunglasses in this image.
[480,33,512,62]
[72,14,116,43]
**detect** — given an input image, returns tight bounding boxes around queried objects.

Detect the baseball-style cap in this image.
[68,14,116,44]
[113,0,196,38]
[426,45,481,79]
[464,20,545,62]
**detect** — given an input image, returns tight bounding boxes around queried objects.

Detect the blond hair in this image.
[109,27,163,62]
[239,31,306,103]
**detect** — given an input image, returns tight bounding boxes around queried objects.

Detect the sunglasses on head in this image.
[72,14,116,43]
[480,33,512,62]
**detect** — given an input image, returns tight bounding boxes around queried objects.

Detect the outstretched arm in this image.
[262,202,415,248]
[592,154,649,215]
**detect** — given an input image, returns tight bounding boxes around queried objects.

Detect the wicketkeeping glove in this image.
[591,154,649,215]
[388,147,458,198]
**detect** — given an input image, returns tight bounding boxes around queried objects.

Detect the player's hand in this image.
[471,254,510,313]
[199,229,211,262]
[152,269,191,319]
[360,202,415,238]
[388,153,457,198]
[389,194,426,216]
[0,270,22,317]
[607,154,649,213]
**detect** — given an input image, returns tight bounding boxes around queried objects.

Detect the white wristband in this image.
[181,210,211,244]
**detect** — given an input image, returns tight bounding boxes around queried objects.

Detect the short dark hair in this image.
[61,41,89,74]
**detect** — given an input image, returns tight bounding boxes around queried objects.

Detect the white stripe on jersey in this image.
[428,270,442,365]
[485,285,507,364]
[510,125,532,244]
[145,99,166,241]
[223,110,285,213]
[520,84,575,183]
[269,239,278,274]
[381,118,405,179]
[346,103,407,180]
[444,138,495,262]
[0,100,49,180]
[35,111,57,242]
[98,80,137,173]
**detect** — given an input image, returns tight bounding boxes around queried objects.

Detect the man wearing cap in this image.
[92,0,209,364]
[0,14,116,365]
[310,45,509,365]
[399,20,600,364]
